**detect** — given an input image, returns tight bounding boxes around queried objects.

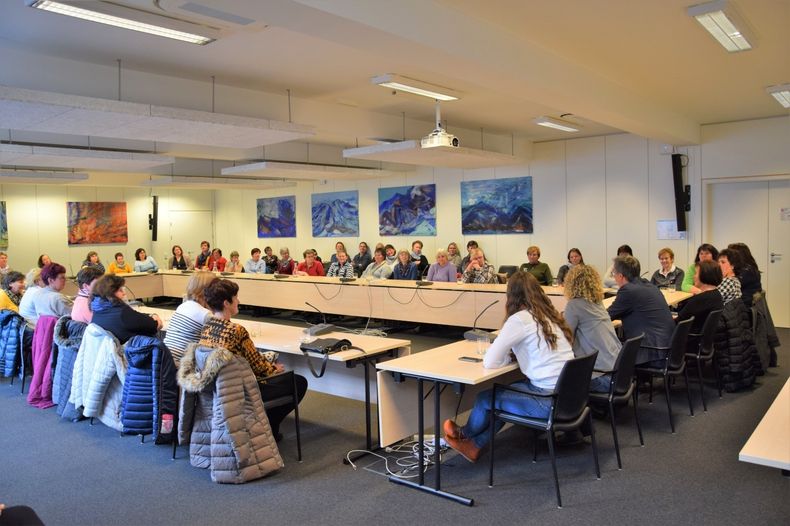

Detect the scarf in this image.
[4,288,22,306]
[410,250,421,260]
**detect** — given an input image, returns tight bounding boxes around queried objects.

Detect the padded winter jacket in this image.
[52,316,87,420]
[0,309,24,378]
[27,315,58,409]
[751,291,780,370]
[122,335,178,443]
[177,343,283,484]
[714,299,759,392]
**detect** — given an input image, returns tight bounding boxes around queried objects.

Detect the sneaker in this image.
[443,419,461,439]
[445,435,482,463]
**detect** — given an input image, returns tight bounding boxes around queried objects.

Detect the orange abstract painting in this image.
[67,202,128,245]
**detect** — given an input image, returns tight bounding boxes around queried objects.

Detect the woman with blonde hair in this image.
[443,272,574,462]
[563,264,622,392]
[163,271,218,365]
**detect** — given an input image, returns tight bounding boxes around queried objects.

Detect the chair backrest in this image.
[667,318,694,369]
[553,352,598,422]
[610,334,644,395]
[498,265,518,278]
[699,309,723,355]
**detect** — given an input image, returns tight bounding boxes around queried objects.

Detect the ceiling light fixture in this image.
[766,84,790,109]
[687,0,753,52]
[532,116,580,133]
[27,0,218,45]
[371,74,460,101]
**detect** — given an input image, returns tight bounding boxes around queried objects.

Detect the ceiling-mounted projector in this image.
[420,101,459,149]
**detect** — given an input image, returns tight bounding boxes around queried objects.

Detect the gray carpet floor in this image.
[1,314,788,526]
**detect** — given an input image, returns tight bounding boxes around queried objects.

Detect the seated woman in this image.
[90,274,161,344]
[329,241,347,264]
[207,248,227,272]
[225,251,244,273]
[603,244,633,289]
[556,248,583,286]
[676,260,723,334]
[447,242,463,270]
[71,266,104,324]
[562,264,621,392]
[717,248,742,306]
[426,249,456,282]
[107,252,132,274]
[352,242,372,277]
[361,248,393,280]
[727,242,762,307]
[18,268,44,326]
[519,245,552,285]
[443,272,574,462]
[461,248,498,284]
[169,245,191,270]
[294,249,325,276]
[0,271,25,313]
[681,243,718,293]
[410,240,430,277]
[199,279,307,441]
[326,250,354,278]
[392,249,418,280]
[163,271,217,365]
[263,246,278,273]
[37,254,51,269]
[30,263,73,325]
[650,247,684,290]
[81,251,106,274]
[133,248,159,273]
[276,247,296,274]
[384,244,398,267]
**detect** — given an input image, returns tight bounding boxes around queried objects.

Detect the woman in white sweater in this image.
[443,271,574,462]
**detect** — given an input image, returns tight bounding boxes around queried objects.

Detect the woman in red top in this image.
[276,247,296,274]
[294,249,325,276]
[208,248,227,271]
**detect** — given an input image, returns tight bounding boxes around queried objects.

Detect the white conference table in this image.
[739,377,790,473]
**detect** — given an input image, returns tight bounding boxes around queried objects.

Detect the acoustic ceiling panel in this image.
[342,140,523,169]
[140,175,297,190]
[221,160,403,181]
[0,144,174,171]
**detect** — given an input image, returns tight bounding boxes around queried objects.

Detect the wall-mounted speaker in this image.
[148,195,159,242]
[671,153,690,232]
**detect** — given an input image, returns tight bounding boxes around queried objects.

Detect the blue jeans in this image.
[589,373,613,393]
[461,380,553,448]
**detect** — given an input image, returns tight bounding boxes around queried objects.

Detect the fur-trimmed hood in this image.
[177,342,234,392]
[54,316,87,349]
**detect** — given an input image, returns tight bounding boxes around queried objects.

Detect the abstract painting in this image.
[0,201,7,249]
[461,176,533,234]
[378,184,436,236]
[312,190,359,237]
[257,196,296,237]
[67,202,128,245]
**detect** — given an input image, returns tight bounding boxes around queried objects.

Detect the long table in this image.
[739,377,790,473]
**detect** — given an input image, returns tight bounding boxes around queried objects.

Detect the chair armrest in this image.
[639,344,670,351]
[593,368,615,374]
[264,369,294,381]
[494,382,555,399]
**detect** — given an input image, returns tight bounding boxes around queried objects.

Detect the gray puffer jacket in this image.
[177,343,283,484]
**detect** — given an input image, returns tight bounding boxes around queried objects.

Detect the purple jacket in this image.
[27,314,58,409]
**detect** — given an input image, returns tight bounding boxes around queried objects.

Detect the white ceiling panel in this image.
[222,160,404,181]
[343,141,523,169]
[0,144,173,171]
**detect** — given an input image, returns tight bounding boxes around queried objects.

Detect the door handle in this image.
[770,252,783,263]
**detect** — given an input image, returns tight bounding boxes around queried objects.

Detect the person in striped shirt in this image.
[326,250,355,278]
[163,272,217,366]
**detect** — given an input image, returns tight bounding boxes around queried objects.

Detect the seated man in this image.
[461,248,497,284]
[607,255,674,363]
[294,249,325,277]
[244,248,268,274]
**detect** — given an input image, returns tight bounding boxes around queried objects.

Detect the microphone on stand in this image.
[463,300,500,342]
[304,301,334,336]
[124,284,143,307]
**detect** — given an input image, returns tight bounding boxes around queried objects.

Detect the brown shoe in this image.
[445,435,482,463]
[443,419,461,439]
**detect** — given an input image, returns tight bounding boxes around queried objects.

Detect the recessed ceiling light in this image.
[687,0,753,52]
[372,74,460,101]
[532,116,580,132]
[766,84,790,109]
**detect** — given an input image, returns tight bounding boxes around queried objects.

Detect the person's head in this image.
[447,242,459,256]
[76,266,104,293]
[335,241,346,253]
[230,250,240,263]
[41,263,67,291]
[92,274,126,303]
[264,246,273,256]
[718,248,740,278]
[567,248,583,265]
[564,264,603,304]
[727,242,759,272]
[172,245,183,257]
[86,250,100,264]
[134,248,147,261]
[411,240,423,254]
[0,252,8,268]
[251,248,261,261]
[358,241,369,254]
[185,271,218,306]
[280,247,290,259]
[38,254,51,268]
[470,248,486,266]
[616,244,633,257]
[694,243,718,264]
[436,249,448,264]
[2,271,25,295]
[466,240,478,254]
[658,247,674,271]
[337,250,349,265]
[203,279,240,316]
[397,249,411,265]
[695,260,723,289]
[612,255,641,284]
[26,268,43,288]
[375,242,384,251]
[114,252,124,264]
[303,249,316,265]
[526,246,541,264]
[211,248,222,258]
[384,244,396,257]
[200,241,210,253]
[373,247,385,263]
[506,271,573,349]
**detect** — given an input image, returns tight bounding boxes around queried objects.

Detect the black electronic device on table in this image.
[458,356,483,363]
[339,277,356,283]
[273,274,290,279]
[416,280,433,287]
[220,272,234,276]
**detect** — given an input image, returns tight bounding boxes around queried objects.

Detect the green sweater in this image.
[519,262,553,285]
[680,263,696,292]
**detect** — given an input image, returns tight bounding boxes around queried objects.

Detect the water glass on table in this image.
[476,335,490,356]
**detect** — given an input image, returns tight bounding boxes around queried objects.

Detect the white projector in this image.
[420,128,459,149]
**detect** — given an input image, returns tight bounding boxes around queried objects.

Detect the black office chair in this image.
[487,352,600,509]
[635,317,694,433]
[684,309,724,412]
[497,265,518,278]
[588,335,644,470]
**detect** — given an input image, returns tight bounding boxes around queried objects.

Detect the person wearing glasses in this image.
[462,248,497,284]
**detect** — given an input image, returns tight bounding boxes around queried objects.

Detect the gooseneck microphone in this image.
[463,299,500,342]
[304,301,335,336]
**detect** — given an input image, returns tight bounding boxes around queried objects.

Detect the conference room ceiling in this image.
[0,0,787,159]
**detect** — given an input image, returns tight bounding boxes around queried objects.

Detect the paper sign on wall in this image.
[657,220,687,240]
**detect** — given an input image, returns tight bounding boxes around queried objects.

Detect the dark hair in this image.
[85,250,99,262]
[359,241,369,252]
[251,248,261,256]
[172,245,183,256]
[40,263,66,286]
[201,241,210,249]
[2,271,25,291]
[374,247,386,257]
[466,240,478,249]
[612,255,641,282]
[335,241,346,251]
[694,243,719,264]
[114,252,124,259]
[412,240,423,249]
[616,244,633,256]
[727,242,759,272]
[697,260,722,287]
[718,248,743,273]
[37,254,49,268]
[384,244,395,253]
[212,248,222,257]
[134,248,146,261]
[203,279,239,312]
[76,266,104,288]
[567,248,584,264]
[505,272,572,350]
[91,274,125,303]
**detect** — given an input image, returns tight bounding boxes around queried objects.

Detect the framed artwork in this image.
[461,176,533,234]
[257,196,296,237]
[311,190,359,237]
[67,201,128,245]
[0,201,7,248]
[378,184,436,236]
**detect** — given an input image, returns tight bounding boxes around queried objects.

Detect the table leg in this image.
[344,358,383,464]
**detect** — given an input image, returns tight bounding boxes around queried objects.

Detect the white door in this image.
[166,210,214,265]
[707,178,790,327]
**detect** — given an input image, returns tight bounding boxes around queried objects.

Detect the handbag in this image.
[299,338,358,377]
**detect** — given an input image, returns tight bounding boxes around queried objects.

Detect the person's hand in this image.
[0,503,5,516]
[274,363,285,373]
[151,313,163,329]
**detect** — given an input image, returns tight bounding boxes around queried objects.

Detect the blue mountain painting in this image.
[378,184,436,236]
[257,196,296,238]
[312,190,359,237]
[461,176,533,234]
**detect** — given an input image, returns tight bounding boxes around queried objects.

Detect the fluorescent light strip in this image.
[372,74,459,101]
[766,84,790,109]
[688,1,752,52]
[29,0,214,45]
[532,116,580,132]
[378,82,458,101]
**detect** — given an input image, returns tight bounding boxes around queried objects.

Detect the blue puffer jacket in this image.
[122,335,178,444]
[0,310,25,378]
[52,316,87,420]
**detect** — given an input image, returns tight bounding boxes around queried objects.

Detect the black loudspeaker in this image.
[148,195,158,241]
[671,153,690,232]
